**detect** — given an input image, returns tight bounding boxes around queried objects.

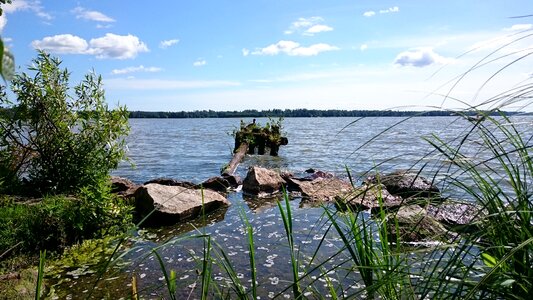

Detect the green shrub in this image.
[0,179,132,257]
[0,51,129,195]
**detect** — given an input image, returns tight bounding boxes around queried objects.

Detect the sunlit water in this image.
[50,116,532,299]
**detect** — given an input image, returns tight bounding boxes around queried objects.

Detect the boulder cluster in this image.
[240,167,485,244]
[112,167,485,244]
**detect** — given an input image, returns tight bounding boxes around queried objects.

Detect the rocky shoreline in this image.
[112,166,485,245]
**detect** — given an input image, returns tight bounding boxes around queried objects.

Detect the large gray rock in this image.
[242,166,286,197]
[282,169,352,202]
[338,184,405,212]
[366,171,440,199]
[135,183,230,225]
[388,205,453,243]
[290,176,353,202]
[427,201,484,230]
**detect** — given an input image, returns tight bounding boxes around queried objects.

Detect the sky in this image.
[1,0,533,112]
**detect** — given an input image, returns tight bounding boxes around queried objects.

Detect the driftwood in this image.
[222,143,248,176]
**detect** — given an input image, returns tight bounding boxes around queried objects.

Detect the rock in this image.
[366,171,440,199]
[110,176,139,198]
[338,184,405,212]
[289,176,353,202]
[201,176,230,192]
[143,178,196,189]
[427,201,484,231]
[292,169,334,181]
[388,205,453,243]
[242,166,286,197]
[134,183,230,226]
[221,174,242,188]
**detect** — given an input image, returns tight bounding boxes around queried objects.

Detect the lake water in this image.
[52,116,532,299]
[115,116,472,183]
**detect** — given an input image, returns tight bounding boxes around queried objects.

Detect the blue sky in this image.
[2,0,533,111]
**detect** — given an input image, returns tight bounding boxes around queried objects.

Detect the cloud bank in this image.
[249,40,339,56]
[32,33,149,59]
[394,47,450,67]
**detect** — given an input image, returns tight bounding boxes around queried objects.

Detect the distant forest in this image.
[128,109,524,118]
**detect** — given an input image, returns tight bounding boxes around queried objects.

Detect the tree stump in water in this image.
[222,119,288,176]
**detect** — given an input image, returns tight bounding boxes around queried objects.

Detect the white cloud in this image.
[3,1,31,13]
[72,6,115,22]
[88,33,149,59]
[394,47,451,67]
[306,24,333,35]
[380,7,400,14]
[31,34,89,54]
[360,44,368,51]
[96,24,113,29]
[1,0,51,32]
[504,24,533,31]
[105,78,240,90]
[242,48,250,56]
[193,59,207,67]
[32,33,148,59]
[252,40,339,56]
[4,0,51,19]
[364,7,399,17]
[111,65,162,75]
[285,16,333,36]
[159,39,179,49]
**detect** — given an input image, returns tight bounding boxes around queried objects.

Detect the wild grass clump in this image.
[424,112,532,299]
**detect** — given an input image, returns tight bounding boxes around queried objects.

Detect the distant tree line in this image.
[128,109,523,119]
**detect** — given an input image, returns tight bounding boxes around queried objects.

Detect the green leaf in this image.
[481,252,497,268]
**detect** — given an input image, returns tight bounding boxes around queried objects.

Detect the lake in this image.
[51,116,532,299]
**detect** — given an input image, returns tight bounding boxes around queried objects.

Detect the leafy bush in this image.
[0,179,132,257]
[0,51,129,195]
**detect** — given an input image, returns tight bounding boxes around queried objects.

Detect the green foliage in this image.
[0,181,132,257]
[0,51,129,195]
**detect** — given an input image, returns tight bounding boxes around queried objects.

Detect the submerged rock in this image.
[338,184,405,212]
[242,166,286,197]
[366,171,441,199]
[388,205,453,243]
[134,183,230,226]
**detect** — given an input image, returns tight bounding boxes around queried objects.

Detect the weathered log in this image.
[222,142,248,176]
